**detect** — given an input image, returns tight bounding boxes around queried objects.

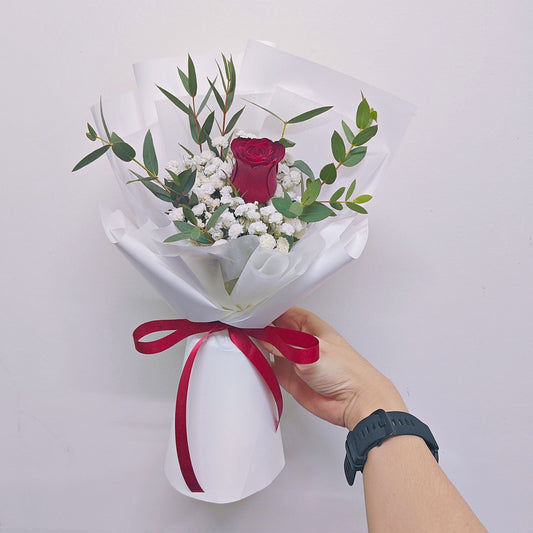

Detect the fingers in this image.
[272,356,343,426]
[273,307,336,338]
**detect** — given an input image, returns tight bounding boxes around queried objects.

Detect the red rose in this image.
[230,137,285,203]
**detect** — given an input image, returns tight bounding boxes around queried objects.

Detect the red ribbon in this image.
[132,319,319,493]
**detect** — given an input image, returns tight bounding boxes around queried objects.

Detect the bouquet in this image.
[73,41,413,503]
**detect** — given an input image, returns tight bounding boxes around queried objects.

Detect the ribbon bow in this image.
[133,319,319,492]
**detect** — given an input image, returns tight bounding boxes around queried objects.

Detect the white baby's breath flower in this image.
[220,195,233,205]
[260,205,276,217]
[204,164,217,176]
[212,135,229,148]
[220,162,233,176]
[280,222,295,236]
[274,184,284,198]
[234,204,248,217]
[276,237,290,253]
[269,212,283,225]
[283,153,294,165]
[221,185,233,196]
[230,196,245,208]
[278,163,290,175]
[259,233,276,249]
[198,183,215,196]
[192,203,206,216]
[248,221,268,235]
[167,207,184,222]
[228,223,244,239]
[208,227,224,240]
[220,211,236,229]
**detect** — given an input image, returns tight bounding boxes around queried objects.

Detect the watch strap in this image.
[344,409,439,485]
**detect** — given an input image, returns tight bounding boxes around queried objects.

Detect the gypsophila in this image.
[164,136,307,252]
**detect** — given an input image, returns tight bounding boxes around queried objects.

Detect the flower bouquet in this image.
[73,41,413,503]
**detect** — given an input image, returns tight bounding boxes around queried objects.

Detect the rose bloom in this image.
[230,137,285,203]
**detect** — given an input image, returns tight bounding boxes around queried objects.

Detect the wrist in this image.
[343,382,407,430]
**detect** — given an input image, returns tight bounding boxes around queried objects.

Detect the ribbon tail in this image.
[175,332,212,493]
[229,330,283,429]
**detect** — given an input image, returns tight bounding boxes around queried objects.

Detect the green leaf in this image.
[197,84,214,115]
[72,144,110,171]
[199,111,215,143]
[331,130,346,163]
[346,202,368,214]
[354,194,373,204]
[301,179,322,206]
[142,180,172,202]
[112,142,136,162]
[183,206,197,224]
[330,187,345,202]
[228,55,236,93]
[157,85,192,116]
[225,106,245,133]
[344,146,367,167]
[292,160,315,180]
[329,201,342,210]
[167,168,196,195]
[279,138,295,148]
[143,130,158,175]
[353,125,378,146]
[190,226,202,240]
[179,143,194,156]
[319,163,337,184]
[287,105,333,124]
[356,97,370,130]
[86,123,97,141]
[341,120,355,144]
[272,193,297,218]
[370,109,378,122]
[241,98,285,123]
[205,204,229,230]
[207,78,225,111]
[195,232,213,245]
[99,97,111,141]
[188,112,199,143]
[299,202,335,222]
[346,179,357,200]
[216,61,228,92]
[164,232,192,243]
[289,202,304,216]
[174,220,194,232]
[177,68,189,95]
[187,54,197,97]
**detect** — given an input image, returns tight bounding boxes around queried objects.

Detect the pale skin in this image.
[261,307,487,533]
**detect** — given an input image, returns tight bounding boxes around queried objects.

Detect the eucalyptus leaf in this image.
[190,226,202,240]
[346,202,368,214]
[287,105,333,124]
[354,194,373,204]
[112,142,136,162]
[199,111,215,143]
[183,206,197,224]
[164,232,192,243]
[143,130,158,175]
[198,84,214,114]
[344,146,367,167]
[329,201,342,210]
[72,144,110,171]
[187,54,197,97]
[356,98,370,130]
[319,163,337,185]
[195,232,213,245]
[293,160,315,180]
[174,220,194,232]
[289,202,304,216]
[341,120,355,144]
[99,97,111,141]
[353,125,378,146]
[157,85,192,116]
[299,202,335,222]
[86,123,97,141]
[279,138,296,148]
[331,130,346,163]
[207,78,225,111]
[205,204,229,230]
[330,187,345,202]
[301,179,321,206]
[346,179,357,200]
[142,180,172,202]
[241,98,284,123]
[177,68,190,95]
[225,106,245,133]
[216,61,227,92]
[179,143,194,156]
[272,193,296,218]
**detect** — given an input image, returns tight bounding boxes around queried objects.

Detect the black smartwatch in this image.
[344,409,439,485]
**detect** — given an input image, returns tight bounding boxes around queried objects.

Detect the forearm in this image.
[362,435,487,533]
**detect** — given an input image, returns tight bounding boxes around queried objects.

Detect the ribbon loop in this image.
[132,319,319,493]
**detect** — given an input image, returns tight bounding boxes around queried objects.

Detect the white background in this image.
[1,1,531,532]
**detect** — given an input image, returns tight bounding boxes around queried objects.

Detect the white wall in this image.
[1,1,531,531]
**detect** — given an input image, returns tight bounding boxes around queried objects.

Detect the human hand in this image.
[263,307,407,430]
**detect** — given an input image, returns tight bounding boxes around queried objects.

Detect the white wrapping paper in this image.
[93,40,414,502]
